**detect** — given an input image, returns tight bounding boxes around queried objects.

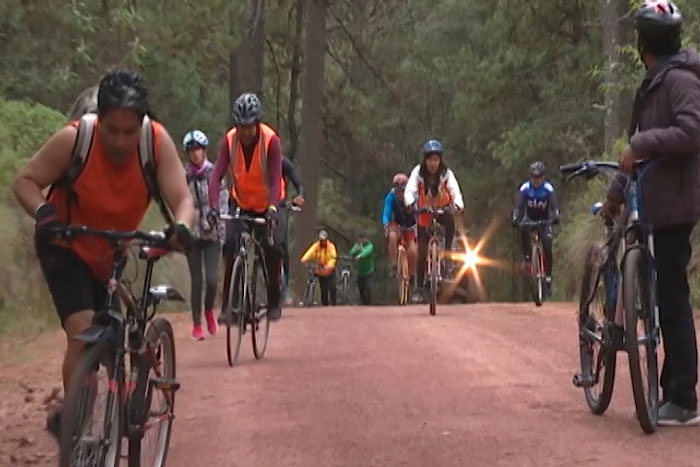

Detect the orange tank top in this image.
[48,120,163,281]
[226,123,276,212]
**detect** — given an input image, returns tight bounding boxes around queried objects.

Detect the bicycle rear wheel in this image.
[531,244,544,306]
[226,256,246,367]
[429,241,438,316]
[129,318,176,467]
[59,340,121,467]
[397,246,409,306]
[577,245,616,414]
[623,248,659,434]
[251,257,270,359]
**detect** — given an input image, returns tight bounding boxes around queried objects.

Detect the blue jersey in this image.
[512,181,559,222]
[382,190,416,228]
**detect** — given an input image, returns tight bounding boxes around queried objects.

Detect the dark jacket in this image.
[607,49,700,228]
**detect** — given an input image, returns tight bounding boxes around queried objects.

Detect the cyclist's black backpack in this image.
[57,113,174,226]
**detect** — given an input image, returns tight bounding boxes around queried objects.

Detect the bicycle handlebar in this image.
[559,160,620,182]
[220,213,267,225]
[51,225,168,245]
[518,220,553,227]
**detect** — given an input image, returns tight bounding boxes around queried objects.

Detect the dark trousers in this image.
[186,239,220,325]
[519,225,553,277]
[318,269,337,306]
[655,225,698,410]
[221,211,281,311]
[417,212,455,287]
[276,207,290,287]
[358,274,372,305]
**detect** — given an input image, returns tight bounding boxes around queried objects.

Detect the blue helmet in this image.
[183,130,209,150]
[422,139,444,157]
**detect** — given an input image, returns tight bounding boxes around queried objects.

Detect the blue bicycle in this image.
[561,160,660,434]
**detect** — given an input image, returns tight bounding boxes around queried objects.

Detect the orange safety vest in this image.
[226,123,277,212]
[48,119,163,280]
[417,179,452,227]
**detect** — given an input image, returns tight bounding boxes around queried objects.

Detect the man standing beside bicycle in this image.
[511,161,560,296]
[208,93,283,322]
[12,70,195,438]
[601,1,700,426]
[301,230,338,306]
[350,232,375,305]
[404,139,465,303]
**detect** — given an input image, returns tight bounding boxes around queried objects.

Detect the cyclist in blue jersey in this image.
[512,162,560,291]
[382,173,418,292]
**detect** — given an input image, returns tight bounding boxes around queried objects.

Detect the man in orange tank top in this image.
[12,70,194,437]
[209,93,283,321]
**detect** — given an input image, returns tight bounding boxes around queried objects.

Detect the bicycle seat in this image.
[139,246,170,261]
[591,202,603,216]
[148,285,185,302]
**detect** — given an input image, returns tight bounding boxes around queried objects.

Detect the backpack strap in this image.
[58,113,97,223]
[139,116,174,226]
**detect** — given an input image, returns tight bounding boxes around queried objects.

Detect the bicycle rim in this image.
[623,248,659,434]
[579,245,616,414]
[429,241,438,315]
[133,318,176,467]
[251,259,270,359]
[59,341,121,467]
[304,279,315,307]
[531,245,544,306]
[226,256,246,366]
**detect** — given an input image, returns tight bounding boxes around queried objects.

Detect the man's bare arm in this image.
[13,126,76,217]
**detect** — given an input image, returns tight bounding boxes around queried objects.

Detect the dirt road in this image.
[2,303,700,467]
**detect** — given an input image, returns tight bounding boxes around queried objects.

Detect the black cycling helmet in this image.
[233,93,262,126]
[636,1,682,57]
[421,139,444,157]
[529,161,546,177]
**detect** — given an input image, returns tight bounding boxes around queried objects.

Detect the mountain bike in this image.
[338,255,353,305]
[561,160,660,434]
[303,263,318,307]
[417,206,452,316]
[56,226,184,467]
[516,219,552,307]
[389,225,415,306]
[221,210,272,367]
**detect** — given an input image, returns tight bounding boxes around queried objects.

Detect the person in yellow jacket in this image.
[301,230,337,306]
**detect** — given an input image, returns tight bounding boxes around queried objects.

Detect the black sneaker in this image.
[46,407,62,441]
[268,306,282,321]
[658,402,700,426]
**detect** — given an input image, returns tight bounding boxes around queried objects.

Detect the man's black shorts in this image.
[37,243,107,324]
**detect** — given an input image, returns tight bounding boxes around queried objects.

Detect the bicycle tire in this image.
[531,244,544,307]
[429,240,438,316]
[578,245,616,415]
[129,318,176,467]
[304,278,315,307]
[59,340,121,467]
[341,274,350,305]
[251,257,270,359]
[623,248,659,434]
[397,246,409,306]
[226,256,246,367]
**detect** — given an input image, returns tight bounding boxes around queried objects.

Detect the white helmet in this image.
[183,130,209,150]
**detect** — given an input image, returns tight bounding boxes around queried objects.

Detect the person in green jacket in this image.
[350,232,375,305]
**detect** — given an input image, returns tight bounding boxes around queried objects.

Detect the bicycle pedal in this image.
[572,373,595,388]
[150,378,181,392]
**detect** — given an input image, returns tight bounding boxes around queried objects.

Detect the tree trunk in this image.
[600,0,622,154]
[229,0,266,125]
[292,0,327,299]
[287,0,305,160]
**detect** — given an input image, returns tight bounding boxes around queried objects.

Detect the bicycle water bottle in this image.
[629,181,640,222]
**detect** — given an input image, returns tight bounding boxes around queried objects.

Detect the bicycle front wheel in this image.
[304,278,315,307]
[129,318,177,467]
[226,256,246,366]
[578,245,616,414]
[59,340,121,467]
[341,274,350,305]
[531,244,545,307]
[251,257,270,359]
[623,248,659,434]
[397,246,409,306]
[429,241,438,316]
